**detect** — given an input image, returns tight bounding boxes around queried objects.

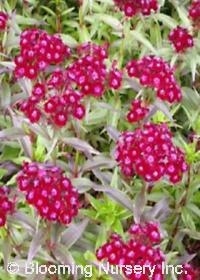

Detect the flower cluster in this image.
[115,123,188,183]
[189,0,200,26]
[66,43,122,97]
[128,222,161,244]
[0,187,14,227]
[96,222,165,280]
[96,222,197,280]
[0,12,8,31]
[14,29,71,80]
[108,62,123,90]
[127,100,149,123]
[15,36,122,125]
[44,89,85,126]
[179,264,198,280]
[17,162,79,224]
[20,84,85,125]
[113,0,158,17]
[169,26,194,53]
[126,56,182,103]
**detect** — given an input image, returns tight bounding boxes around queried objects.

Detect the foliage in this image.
[0,0,199,279]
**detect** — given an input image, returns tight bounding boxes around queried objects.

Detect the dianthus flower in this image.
[17,162,80,224]
[178,264,198,280]
[126,56,182,103]
[96,222,197,279]
[14,29,71,80]
[189,0,200,27]
[115,123,188,183]
[108,61,123,90]
[113,0,158,17]
[0,12,8,31]
[96,222,165,280]
[127,100,149,123]
[66,42,122,97]
[15,35,122,125]
[20,84,85,125]
[169,26,194,53]
[0,186,14,227]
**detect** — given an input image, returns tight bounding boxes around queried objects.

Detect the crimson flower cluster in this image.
[15,31,122,126]
[96,222,165,280]
[0,12,8,31]
[189,0,200,26]
[66,43,122,97]
[17,162,79,224]
[0,187,14,227]
[96,222,197,279]
[113,0,158,17]
[20,84,85,126]
[115,123,188,183]
[126,56,182,103]
[14,29,71,80]
[108,62,123,90]
[127,100,149,123]
[128,222,161,244]
[169,26,194,53]
[179,264,198,280]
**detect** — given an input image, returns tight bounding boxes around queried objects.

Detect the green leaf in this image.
[86,14,123,31]
[60,34,78,48]
[181,229,200,240]
[91,185,133,212]
[176,7,192,28]
[112,219,124,235]
[0,82,11,108]
[16,15,46,25]
[86,108,108,125]
[187,204,200,219]
[34,136,46,162]
[154,13,178,29]
[130,30,157,55]
[86,194,103,211]
[181,207,196,231]
[0,169,8,179]
[95,226,107,249]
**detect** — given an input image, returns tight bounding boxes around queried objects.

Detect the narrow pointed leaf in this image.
[61,219,89,248]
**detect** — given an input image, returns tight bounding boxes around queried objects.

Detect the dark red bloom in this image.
[113,0,158,17]
[0,12,8,31]
[115,123,188,183]
[0,186,14,227]
[14,29,71,80]
[189,0,200,26]
[126,56,182,103]
[127,100,149,123]
[178,264,198,280]
[17,162,79,224]
[96,222,165,280]
[169,26,194,53]
[108,62,123,90]
[66,43,108,97]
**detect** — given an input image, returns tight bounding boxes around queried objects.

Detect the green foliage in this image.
[0,0,200,279]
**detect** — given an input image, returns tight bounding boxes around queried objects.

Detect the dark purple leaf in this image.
[28,229,47,262]
[62,138,100,155]
[61,219,89,248]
